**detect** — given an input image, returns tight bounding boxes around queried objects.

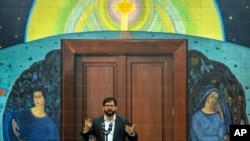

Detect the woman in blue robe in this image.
[190,88,231,141]
[3,88,59,141]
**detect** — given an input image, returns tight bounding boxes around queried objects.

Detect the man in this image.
[81,97,138,141]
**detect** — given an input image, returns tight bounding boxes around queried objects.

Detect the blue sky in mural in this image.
[0,0,250,48]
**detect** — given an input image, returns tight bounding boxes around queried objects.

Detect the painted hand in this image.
[11,119,22,140]
[214,103,224,119]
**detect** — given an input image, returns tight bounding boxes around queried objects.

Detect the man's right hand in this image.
[83,118,92,132]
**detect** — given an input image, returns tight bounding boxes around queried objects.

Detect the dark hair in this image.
[33,87,47,100]
[103,97,117,106]
[198,88,220,109]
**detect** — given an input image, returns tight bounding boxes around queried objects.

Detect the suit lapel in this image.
[113,116,122,141]
[98,116,105,141]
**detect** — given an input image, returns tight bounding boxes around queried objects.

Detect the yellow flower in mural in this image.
[26,0,224,42]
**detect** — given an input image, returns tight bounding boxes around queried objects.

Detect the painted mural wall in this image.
[0,0,250,140]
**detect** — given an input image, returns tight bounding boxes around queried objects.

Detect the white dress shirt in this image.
[104,114,116,141]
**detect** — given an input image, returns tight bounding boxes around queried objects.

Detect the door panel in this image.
[127,56,173,141]
[83,56,119,118]
[75,56,123,141]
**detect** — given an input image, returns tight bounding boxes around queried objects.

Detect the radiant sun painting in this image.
[26,0,223,42]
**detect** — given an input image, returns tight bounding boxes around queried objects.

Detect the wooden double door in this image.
[61,39,187,141]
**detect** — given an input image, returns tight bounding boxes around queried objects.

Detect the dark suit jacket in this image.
[81,115,138,141]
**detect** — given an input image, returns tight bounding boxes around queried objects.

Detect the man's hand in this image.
[83,118,92,132]
[125,124,136,135]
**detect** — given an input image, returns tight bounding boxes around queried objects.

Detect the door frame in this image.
[61,39,187,141]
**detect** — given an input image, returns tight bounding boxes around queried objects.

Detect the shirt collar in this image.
[104,114,116,121]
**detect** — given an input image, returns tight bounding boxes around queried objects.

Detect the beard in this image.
[104,109,116,117]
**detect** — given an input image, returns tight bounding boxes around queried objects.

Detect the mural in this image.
[2,50,61,140]
[189,88,231,141]
[188,50,248,125]
[188,50,249,140]
[0,0,250,140]
[0,31,249,140]
[0,0,250,48]
[3,87,59,140]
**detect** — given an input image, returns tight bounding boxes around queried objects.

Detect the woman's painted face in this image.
[206,91,219,106]
[33,91,45,107]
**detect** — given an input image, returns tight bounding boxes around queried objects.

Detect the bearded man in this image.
[81,97,138,141]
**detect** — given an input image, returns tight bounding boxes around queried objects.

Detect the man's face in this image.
[103,100,117,117]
